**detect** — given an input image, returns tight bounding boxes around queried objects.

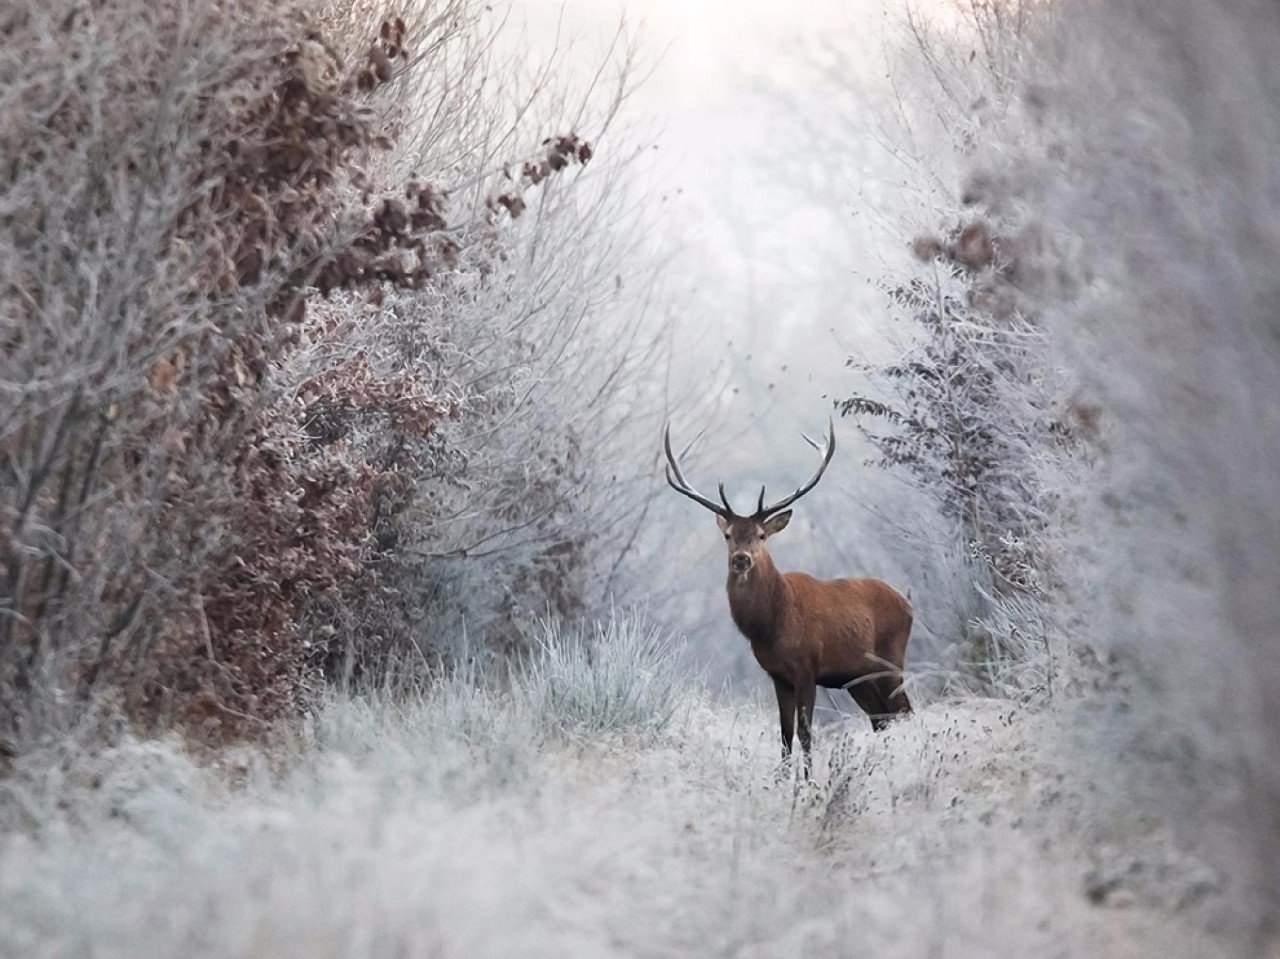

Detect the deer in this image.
[663,419,913,773]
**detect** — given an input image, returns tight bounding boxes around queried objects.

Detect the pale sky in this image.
[513,0,918,439]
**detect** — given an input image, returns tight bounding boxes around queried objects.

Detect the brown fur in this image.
[717,512,913,771]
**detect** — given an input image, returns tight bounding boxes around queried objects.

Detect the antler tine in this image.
[755,417,837,518]
[717,481,736,515]
[663,422,733,517]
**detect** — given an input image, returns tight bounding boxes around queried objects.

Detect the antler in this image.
[663,422,733,516]
[754,417,836,518]
[663,418,837,519]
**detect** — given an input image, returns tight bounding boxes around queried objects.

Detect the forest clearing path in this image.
[0,695,1227,958]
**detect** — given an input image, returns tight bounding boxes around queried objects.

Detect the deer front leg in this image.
[773,677,796,764]
[796,681,817,778]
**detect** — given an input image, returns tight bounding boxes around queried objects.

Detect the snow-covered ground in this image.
[0,617,1233,959]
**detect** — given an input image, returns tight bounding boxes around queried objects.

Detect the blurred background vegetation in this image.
[2,0,1279,947]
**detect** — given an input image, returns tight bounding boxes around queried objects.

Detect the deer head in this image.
[662,419,836,577]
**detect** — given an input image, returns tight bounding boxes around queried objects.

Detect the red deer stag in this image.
[663,420,913,770]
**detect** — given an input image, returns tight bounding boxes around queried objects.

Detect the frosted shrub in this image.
[0,0,432,745]
[897,0,1280,935]
[518,609,687,738]
[0,0,657,748]
[834,2,1087,699]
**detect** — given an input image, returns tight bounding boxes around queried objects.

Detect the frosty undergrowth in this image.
[0,615,1233,959]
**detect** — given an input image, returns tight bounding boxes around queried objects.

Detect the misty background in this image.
[512,0,953,685]
[3,0,1279,955]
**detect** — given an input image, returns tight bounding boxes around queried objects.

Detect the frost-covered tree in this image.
[0,0,665,746]
[829,2,1086,697]
[857,0,1280,935]
[966,0,1280,933]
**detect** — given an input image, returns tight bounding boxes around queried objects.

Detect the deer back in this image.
[777,573,912,681]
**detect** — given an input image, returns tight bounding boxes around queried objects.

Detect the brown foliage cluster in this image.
[122,11,442,742]
[187,14,443,304]
[494,134,594,218]
[908,216,1046,319]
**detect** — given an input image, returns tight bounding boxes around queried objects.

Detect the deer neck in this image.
[726,551,788,647]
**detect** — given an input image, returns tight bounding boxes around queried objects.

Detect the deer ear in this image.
[716,514,731,534]
[762,510,792,537]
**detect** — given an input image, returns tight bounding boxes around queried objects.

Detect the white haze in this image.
[4,0,1276,956]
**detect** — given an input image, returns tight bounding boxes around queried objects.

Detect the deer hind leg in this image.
[773,677,796,764]
[869,673,912,731]
[885,674,912,715]
[846,678,885,726]
[846,676,906,732]
[879,662,912,716]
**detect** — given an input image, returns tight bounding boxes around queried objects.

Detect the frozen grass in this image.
[518,609,687,739]
[0,615,1240,959]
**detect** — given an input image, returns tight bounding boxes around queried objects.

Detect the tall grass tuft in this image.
[518,609,688,739]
